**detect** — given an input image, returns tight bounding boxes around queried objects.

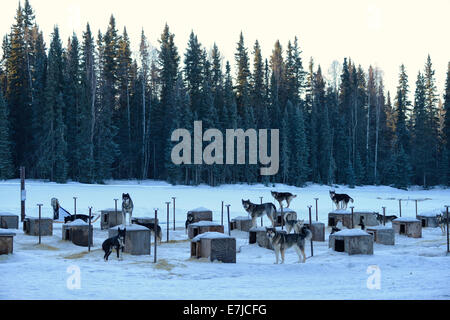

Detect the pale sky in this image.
[1,0,449,100]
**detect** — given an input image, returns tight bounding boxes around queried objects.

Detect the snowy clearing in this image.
[0,180,449,300]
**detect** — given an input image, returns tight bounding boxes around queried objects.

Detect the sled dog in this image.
[242,199,277,227]
[185,213,195,233]
[266,226,312,264]
[271,191,297,208]
[436,213,449,234]
[102,228,126,261]
[283,211,304,234]
[375,212,398,224]
[329,190,354,210]
[122,193,133,226]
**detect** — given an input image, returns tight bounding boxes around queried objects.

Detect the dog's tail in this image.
[350,197,354,203]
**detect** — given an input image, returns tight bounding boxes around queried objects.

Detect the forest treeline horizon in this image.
[0,1,449,189]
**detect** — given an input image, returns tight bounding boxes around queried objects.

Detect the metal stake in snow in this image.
[382,206,386,226]
[154,209,158,263]
[308,205,313,257]
[114,198,118,214]
[73,197,77,215]
[399,199,402,217]
[166,202,171,242]
[415,199,418,219]
[260,197,263,226]
[37,204,43,244]
[226,204,231,236]
[446,205,449,254]
[314,198,319,221]
[20,167,25,222]
[351,206,355,229]
[88,207,92,252]
[221,201,224,226]
[172,197,176,230]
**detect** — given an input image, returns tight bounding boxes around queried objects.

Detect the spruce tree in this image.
[0,90,14,179]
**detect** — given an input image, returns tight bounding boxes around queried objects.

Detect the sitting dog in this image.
[329,190,354,210]
[271,191,297,209]
[242,199,277,228]
[102,228,126,261]
[185,213,195,233]
[134,221,162,243]
[375,212,398,224]
[266,226,312,264]
[122,193,133,226]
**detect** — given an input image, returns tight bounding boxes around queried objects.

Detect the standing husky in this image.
[284,211,304,234]
[242,199,277,228]
[266,226,312,264]
[122,193,133,226]
[329,190,354,210]
[436,213,449,234]
[271,191,297,208]
[102,228,126,261]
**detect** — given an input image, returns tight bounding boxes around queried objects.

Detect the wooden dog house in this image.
[366,226,395,245]
[23,217,53,236]
[392,217,422,238]
[304,222,325,241]
[108,224,151,255]
[230,216,253,232]
[0,213,19,229]
[353,211,379,227]
[328,210,353,228]
[187,221,224,239]
[100,209,123,230]
[249,226,267,244]
[190,232,236,263]
[417,210,441,228]
[0,229,16,255]
[329,229,373,255]
[187,207,213,223]
[275,208,297,227]
[131,216,159,226]
[62,219,93,247]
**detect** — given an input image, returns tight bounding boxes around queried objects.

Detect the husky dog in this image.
[64,214,91,224]
[134,222,162,243]
[266,226,312,264]
[330,220,344,234]
[242,199,277,227]
[122,193,133,226]
[329,190,354,210]
[375,213,398,224]
[358,216,365,230]
[102,228,126,261]
[436,213,449,234]
[283,211,304,234]
[271,191,297,209]
[185,213,195,233]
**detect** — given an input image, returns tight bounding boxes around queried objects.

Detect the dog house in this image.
[108,224,151,255]
[188,221,224,239]
[62,219,93,247]
[131,216,159,226]
[275,208,297,227]
[328,210,353,228]
[0,213,19,229]
[255,228,287,250]
[392,217,422,238]
[249,226,267,244]
[417,210,441,228]
[190,232,236,263]
[0,229,16,255]
[329,229,373,255]
[304,222,325,241]
[100,209,123,230]
[366,226,395,245]
[353,211,379,227]
[187,207,213,223]
[230,216,253,232]
[23,217,53,236]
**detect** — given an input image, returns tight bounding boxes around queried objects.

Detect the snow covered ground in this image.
[0,179,449,300]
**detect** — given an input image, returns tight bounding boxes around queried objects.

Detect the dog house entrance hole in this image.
[249,231,256,244]
[421,219,426,227]
[335,239,345,252]
[329,217,335,226]
[103,215,108,223]
[400,224,406,234]
[193,228,199,238]
[65,229,71,240]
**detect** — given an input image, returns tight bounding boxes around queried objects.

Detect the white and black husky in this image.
[329,190,354,210]
[122,193,133,226]
[267,226,312,264]
[242,199,277,228]
[102,228,126,261]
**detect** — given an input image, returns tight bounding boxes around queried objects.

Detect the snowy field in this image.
[0,179,449,300]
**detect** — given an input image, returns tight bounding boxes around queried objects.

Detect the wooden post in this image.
[314,198,319,221]
[114,199,118,214]
[446,206,449,254]
[382,207,386,226]
[37,204,43,244]
[166,202,170,243]
[88,207,92,252]
[226,205,231,236]
[221,201,224,226]
[415,200,418,219]
[280,205,284,230]
[172,197,176,231]
[154,209,158,263]
[20,167,25,222]
[351,206,354,229]
[308,205,313,257]
[399,199,402,217]
[260,197,263,226]
[73,197,77,215]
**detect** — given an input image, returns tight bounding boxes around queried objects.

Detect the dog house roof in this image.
[189,207,212,212]
[232,216,251,220]
[0,229,16,236]
[418,209,442,217]
[393,217,420,222]
[65,219,88,227]
[0,212,18,216]
[249,226,267,232]
[189,221,221,227]
[109,224,150,231]
[333,229,370,236]
[192,232,233,242]
[330,209,351,214]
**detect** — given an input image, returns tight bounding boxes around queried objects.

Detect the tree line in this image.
[0,1,449,189]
